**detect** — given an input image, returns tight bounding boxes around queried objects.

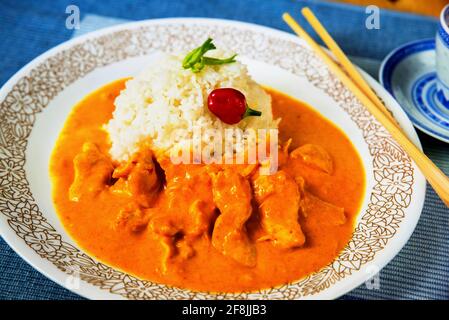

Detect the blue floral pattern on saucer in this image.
[413,73,449,126]
[380,39,449,143]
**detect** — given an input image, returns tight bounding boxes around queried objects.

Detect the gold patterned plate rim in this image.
[0,18,426,300]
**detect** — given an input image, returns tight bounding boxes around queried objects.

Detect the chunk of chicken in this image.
[115,204,153,233]
[252,170,306,249]
[151,169,216,239]
[290,144,333,174]
[185,200,216,237]
[69,142,113,201]
[111,149,160,207]
[211,169,256,267]
[301,192,346,225]
[150,199,216,239]
[148,169,217,270]
[158,235,195,274]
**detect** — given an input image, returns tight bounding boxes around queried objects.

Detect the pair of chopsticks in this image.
[283,8,449,207]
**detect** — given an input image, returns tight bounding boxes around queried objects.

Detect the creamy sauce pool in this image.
[50,79,365,293]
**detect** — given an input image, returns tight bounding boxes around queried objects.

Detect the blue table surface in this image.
[0,0,448,300]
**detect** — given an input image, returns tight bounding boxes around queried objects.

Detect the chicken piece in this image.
[211,169,256,267]
[150,214,179,237]
[159,235,175,274]
[252,170,306,249]
[159,235,195,274]
[111,149,160,207]
[69,142,113,201]
[301,192,346,225]
[153,203,213,274]
[114,204,155,233]
[149,169,216,239]
[150,200,216,238]
[185,200,216,237]
[290,144,333,174]
[155,169,217,239]
[149,169,217,271]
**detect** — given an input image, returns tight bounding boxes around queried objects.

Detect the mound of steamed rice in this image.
[106,50,279,161]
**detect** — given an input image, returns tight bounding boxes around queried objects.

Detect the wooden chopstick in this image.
[300,7,400,127]
[282,12,449,207]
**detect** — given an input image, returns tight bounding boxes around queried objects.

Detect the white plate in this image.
[0,18,426,300]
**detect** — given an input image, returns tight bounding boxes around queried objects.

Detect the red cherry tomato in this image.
[207,88,261,125]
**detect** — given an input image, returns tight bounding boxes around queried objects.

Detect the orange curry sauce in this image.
[50,79,365,293]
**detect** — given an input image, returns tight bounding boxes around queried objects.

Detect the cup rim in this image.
[441,4,449,35]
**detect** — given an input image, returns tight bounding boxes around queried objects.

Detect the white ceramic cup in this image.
[436,4,449,109]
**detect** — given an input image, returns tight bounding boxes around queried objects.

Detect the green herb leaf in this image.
[202,54,237,65]
[182,38,237,73]
[182,38,216,70]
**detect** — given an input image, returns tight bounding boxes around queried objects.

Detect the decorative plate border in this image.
[0,21,414,299]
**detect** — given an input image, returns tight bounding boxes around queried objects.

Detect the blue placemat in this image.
[0,0,448,300]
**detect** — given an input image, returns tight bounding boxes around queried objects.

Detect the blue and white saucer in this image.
[380,38,449,143]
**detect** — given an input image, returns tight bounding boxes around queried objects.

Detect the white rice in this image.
[106,50,279,161]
